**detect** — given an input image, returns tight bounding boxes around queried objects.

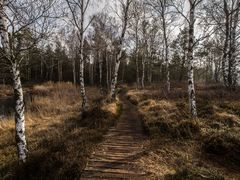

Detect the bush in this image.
[146,121,173,136]
[127,94,140,105]
[81,102,120,130]
[165,167,224,180]
[173,120,201,139]
[198,103,215,118]
[143,119,200,139]
[203,131,240,167]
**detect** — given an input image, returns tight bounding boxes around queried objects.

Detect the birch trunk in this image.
[12,63,28,162]
[58,59,63,82]
[106,54,109,90]
[109,0,131,99]
[163,23,170,93]
[228,0,240,89]
[79,2,88,110]
[142,18,147,89]
[136,50,140,88]
[0,0,27,162]
[160,0,170,93]
[149,59,153,84]
[40,57,43,80]
[222,0,230,86]
[79,46,88,110]
[110,52,122,98]
[99,52,103,93]
[135,34,140,88]
[187,0,197,118]
[109,54,112,90]
[142,55,145,89]
[72,58,76,85]
[66,0,89,109]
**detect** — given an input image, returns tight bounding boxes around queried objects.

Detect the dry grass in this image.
[0,82,121,179]
[127,85,240,179]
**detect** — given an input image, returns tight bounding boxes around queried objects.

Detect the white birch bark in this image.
[79,41,88,110]
[109,0,131,99]
[162,11,170,93]
[79,0,88,110]
[65,0,89,110]
[228,0,240,88]
[99,51,103,93]
[110,52,122,98]
[72,58,76,85]
[135,30,140,88]
[141,15,147,89]
[142,54,146,89]
[187,0,198,118]
[0,0,27,162]
[136,48,140,88]
[222,0,230,86]
[12,63,28,162]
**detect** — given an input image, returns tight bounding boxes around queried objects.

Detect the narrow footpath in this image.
[81,93,147,180]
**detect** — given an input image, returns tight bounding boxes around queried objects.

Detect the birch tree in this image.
[109,0,132,99]
[67,30,78,85]
[186,0,201,118]
[140,15,149,89]
[205,0,240,90]
[129,0,142,88]
[171,0,203,118]
[65,0,93,110]
[0,0,53,162]
[148,0,173,93]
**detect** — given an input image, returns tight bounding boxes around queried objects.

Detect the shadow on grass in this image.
[2,105,118,180]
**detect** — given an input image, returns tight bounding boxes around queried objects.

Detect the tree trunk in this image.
[228,0,240,89]
[79,47,88,110]
[161,2,170,93]
[135,35,140,88]
[187,0,197,118]
[142,55,145,89]
[122,61,125,83]
[136,51,140,88]
[149,58,153,84]
[106,54,109,90]
[0,0,27,162]
[50,59,54,81]
[58,59,63,82]
[109,0,131,99]
[72,58,76,85]
[99,52,103,93]
[79,2,88,110]
[12,63,28,162]
[179,56,186,82]
[222,0,230,86]
[109,55,112,89]
[27,53,31,81]
[110,52,121,98]
[40,57,43,80]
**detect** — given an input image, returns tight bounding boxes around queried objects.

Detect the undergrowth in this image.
[0,82,121,179]
[127,84,240,179]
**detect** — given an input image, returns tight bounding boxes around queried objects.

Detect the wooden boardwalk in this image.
[81,94,146,180]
